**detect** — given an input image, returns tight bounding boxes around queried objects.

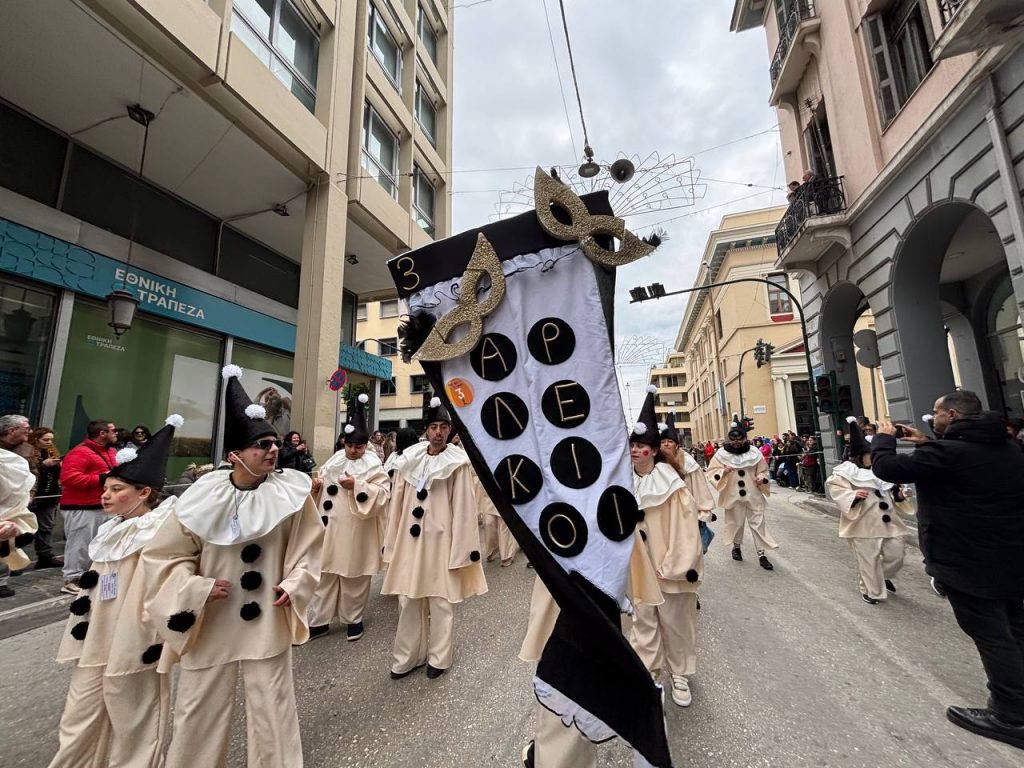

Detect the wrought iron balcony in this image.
[769,1,818,87]
[775,175,847,257]
[940,0,967,26]
[933,0,1024,60]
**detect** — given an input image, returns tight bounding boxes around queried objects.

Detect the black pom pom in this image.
[321,515,329,526]
[398,311,438,363]
[711,513,718,522]
[738,470,746,477]
[141,644,163,665]
[637,509,646,522]
[388,469,394,478]
[882,514,892,523]
[685,569,700,583]
[240,571,263,590]
[416,489,428,501]
[326,485,339,496]
[739,489,747,497]
[78,570,99,590]
[70,621,89,641]
[410,524,421,538]
[240,544,262,563]
[412,506,425,519]
[0,541,8,557]
[737,480,745,488]
[69,596,91,616]
[639,530,647,542]
[469,550,481,562]
[323,500,333,512]
[14,532,34,548]
[240,602,262,621]
[714,474,721,481]
[167,610,196,633]
[878,501,890,510]
[356,492,369,503]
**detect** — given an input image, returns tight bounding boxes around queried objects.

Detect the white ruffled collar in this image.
[634,462,686,509]
[0,449,33,517]
[89,495,176,562]
[681,451,700,474]
[174,469,312,545]
[318,451,383,481]
[713,446,764,468]
[831,462,893,492]
[392,441,469,489]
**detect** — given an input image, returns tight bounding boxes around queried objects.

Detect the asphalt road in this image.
[1,487,1019,767]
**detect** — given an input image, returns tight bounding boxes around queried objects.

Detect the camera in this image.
[894,424,910,438]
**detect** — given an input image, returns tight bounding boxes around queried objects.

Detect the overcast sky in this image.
[449,0,784,420]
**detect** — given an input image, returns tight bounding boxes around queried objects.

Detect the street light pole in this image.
[630,277,823,447]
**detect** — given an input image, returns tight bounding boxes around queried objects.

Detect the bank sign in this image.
[0,218,391,379]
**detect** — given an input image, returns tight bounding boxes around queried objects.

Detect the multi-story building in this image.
[673,207,812,444]
[731,0,1024,465]
[0,0,453,470]
[647,352,692,446]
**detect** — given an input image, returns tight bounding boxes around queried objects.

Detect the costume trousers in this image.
[848,537,904,601]
[534,702,596,768]
[310,573,372,625]
[482,516,499,560]
[165,650,302,768]
[945,586,1024,725]
[391,595,454,673]
[723,502,778,552]
[631,592,698,677]
[61,509,105,582]
[49,665,168,768]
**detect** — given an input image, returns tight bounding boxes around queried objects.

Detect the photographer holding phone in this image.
[870,390,1024,750]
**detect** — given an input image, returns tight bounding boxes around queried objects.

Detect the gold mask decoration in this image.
[532,167,655,267]
[414,233,506,361]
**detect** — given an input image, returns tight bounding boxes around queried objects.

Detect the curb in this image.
[0,594,72,623]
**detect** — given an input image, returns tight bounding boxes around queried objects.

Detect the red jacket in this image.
[59,440,116,509]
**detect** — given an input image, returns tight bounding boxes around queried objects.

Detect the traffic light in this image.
[742,416,755,432]
[816,373,836,412]
[753,340,765,368]
[836,385,853,413]
[763,342,775,364]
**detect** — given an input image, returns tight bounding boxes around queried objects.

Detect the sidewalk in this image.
[776,482,921,544]
[0,542,70,640]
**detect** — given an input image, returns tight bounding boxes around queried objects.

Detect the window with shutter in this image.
[863,14,901,125]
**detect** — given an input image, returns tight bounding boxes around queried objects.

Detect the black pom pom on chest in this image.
[882,514,892,523]
[323,500,333,512]
[326,485,339,496]
[410,524,422,538]
[168,610,196,633]
[141,643,163,665]
[240,602,262,621]
[70,621,89,641]
[240,544,262,563]
[356,492,369,503]
[78,570,100,590]
[685,569,700,583]
[240,571,263,590]
[69,596,91,616]
[417,489,428,501]
[412,506,425,519]
[469,550,481,562]
[321,515,329,526]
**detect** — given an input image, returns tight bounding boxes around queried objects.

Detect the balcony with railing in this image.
[933,0,1024,60]
[768,1,820,106]
[774,176,851,268]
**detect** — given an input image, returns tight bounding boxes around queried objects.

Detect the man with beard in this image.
[706,423,776,570]
[871,391,1024,750]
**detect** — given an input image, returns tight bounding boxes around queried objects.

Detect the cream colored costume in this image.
[475,471,518,565]
[825,462,914,601]
[678,449,715,521]
[309,451,390,627]
[50,497,176,768]
[382,442,486,673]
[631,463,703,678]
[142,469,323,768]
[706,446,777,553]
[0,448,38,571]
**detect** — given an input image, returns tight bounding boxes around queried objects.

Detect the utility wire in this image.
[541,0,579,160]
[556,0,590,153]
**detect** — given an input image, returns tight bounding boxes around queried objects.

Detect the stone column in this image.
[772,374,790,434]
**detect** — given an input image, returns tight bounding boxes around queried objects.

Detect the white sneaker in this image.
[670,675,692,707]
[61,581,81,596]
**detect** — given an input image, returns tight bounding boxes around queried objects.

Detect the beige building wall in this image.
[647,352,691,443]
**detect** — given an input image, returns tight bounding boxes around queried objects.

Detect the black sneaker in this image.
[34,555,64,570]
[758,555,774,571]
[521,741,535,768]
[346,622,364,641]
[930,577,947,598]
[307,624,329,641]
[426,664,447,679]
[731,547,743,562]
[885,579,896,593]
[390,663,426,680]
[862,593,880,605]
[0,585,14,598]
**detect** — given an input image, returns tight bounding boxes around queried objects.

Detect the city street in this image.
[0,487,1019,768]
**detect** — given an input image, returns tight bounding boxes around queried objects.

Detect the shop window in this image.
[232,0,319,112]
[362,104,400,199]
[0,279,57,423]
[864,1,935,126]
[410,374,430,393]
[417,4,438,65]
[378,337,399,356]
[380,377,397,396]
[413,166,435,237]
[218,227,299,308]
[368,2,402,90]
[380,299,400,318]
[0,102,67,207]
[62,146,217,273]
[415,82,437,146]
[231,341,295,438]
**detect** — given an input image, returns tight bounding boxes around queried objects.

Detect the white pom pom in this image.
[358,393,369,404]
[430,397,441,408]
[657,422,668,432]
[165,414,184,428]
[865,434,874,443]
[646,385,657,394]
[115,446,138,465]
[923,414,934,422]
[633,422,647,435]
[730,422,740,429]
[846,416,857,424]
[344,424,355,434]
[222,364,243,380]
[245,404,266,420]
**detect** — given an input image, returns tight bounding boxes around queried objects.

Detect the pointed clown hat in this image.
[629,385,660,447]
[660,412,681,444]
[425,395,451,425]
[343,393,370,444]
[109,414,182,489]
[221,365,277,452]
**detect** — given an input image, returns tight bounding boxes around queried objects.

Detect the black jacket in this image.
[871,413,1024,599]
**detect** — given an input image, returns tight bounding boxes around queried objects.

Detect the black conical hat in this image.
[425,396,451,425]
[629,385,660,447]
[660,412,680,444]
[845,416,870,457]
[343,393,370,444]
[221,365,277,452]
[109,414,181,489]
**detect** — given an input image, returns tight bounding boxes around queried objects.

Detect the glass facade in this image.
[0,278,57,423]
[231,341,295,438]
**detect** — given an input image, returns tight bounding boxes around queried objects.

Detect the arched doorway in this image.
[819,281,870,415]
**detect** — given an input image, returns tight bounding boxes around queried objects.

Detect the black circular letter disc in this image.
[550,437,602,489]
[539,503,588,557]
[597,486,640,542]
[527,318,575,365]
[541,380,590,429]
[480,392,530,440]
[493,454,543,505]
[469,333,518,381]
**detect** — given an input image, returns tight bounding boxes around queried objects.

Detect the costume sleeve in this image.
[0,505,37,570]
[448,465,483,569]
[869,434,945,483]
[824,475,864,519]
[658,491,702,584]
[628,532,663,607]
[278,497,325,645]
[705,456,729,492]
[140,515,216,656]
[755,457,771,497]
[685,468,716,521]
[893,485,916,517]
[382,474,407,564]
[59,449,105,492]
[349,468,391,520]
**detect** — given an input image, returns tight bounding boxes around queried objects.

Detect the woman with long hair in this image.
[28,427,63,569]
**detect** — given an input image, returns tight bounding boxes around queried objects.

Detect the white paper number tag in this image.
[229,515,242,541]
[99,572,118,601]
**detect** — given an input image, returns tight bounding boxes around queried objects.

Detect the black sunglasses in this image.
[250,438,282,451]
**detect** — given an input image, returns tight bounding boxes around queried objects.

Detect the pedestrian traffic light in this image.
[816,373,836,412]
[836,385,853,413]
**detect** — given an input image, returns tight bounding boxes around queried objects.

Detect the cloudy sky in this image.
[448,0,785,419]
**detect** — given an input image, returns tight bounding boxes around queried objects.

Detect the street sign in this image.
[328,368,347,391]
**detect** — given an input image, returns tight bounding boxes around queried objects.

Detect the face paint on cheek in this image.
[642,449,650,457]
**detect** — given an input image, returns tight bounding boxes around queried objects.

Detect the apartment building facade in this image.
[732,0,1024,463]
[647,352,692,445]
[0,0,452,468]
